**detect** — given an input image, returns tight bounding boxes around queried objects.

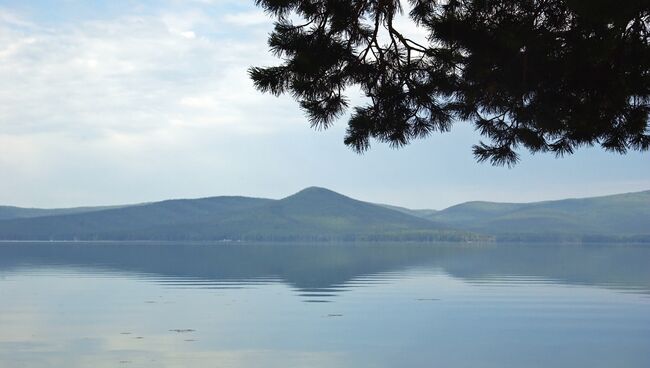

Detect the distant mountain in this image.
[204,187,461,241]
[0,205,125,220]
[0,196,271,241]
[429,190,650,242]
[0,187,476,242]
[377,204,438,218]
[2,188,647,243]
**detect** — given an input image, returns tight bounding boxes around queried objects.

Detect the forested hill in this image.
[429,190,650,242]
[1,188,648,243]
[0,205,125,221]
[0,188,475,242]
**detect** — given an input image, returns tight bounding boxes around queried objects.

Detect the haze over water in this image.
[1,242,649,368]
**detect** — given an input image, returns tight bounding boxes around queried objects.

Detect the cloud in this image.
[160,9,211,37]
[0,7,294,141]
[223,11,270,27]
[0,5,311,206]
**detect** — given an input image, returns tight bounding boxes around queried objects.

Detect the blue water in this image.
[1,242,649,368]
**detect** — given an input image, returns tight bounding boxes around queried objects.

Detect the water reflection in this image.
[1,242,649,298]
[1,242,649,368]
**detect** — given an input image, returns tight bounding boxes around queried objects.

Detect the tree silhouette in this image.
[250,0,649,166]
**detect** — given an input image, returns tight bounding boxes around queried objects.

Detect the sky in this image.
[0,0,648,210]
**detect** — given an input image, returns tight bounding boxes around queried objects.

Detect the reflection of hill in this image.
[439,244,650,291]
[0,242,648,294]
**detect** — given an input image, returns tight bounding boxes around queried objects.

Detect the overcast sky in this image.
[0,0,648,210]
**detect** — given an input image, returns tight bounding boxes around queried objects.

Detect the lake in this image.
[1,242,649,368]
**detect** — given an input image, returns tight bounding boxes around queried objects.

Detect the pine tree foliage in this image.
[249,0,650,166]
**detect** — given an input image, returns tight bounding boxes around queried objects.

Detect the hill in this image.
[429,190,650,242]
[0,188,476,242]
[202,187,462,241]
[0,205,125,220]
[2,188,647,243]
[376,204,438,218]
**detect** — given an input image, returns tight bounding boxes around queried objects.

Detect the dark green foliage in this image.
[250,0,650,165]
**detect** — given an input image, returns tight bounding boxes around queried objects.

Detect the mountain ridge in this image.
[0,188,648,242]
[0,187,473,242]
[427,190,650,242]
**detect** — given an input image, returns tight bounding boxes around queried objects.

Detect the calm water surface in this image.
[1,242,649,368]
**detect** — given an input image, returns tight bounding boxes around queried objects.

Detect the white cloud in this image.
[160,9,211,37]
[0,8,295,140]
[223,11,270,27]
[0,6,311,206]
[180,30,196,39]
[0,8,35,28]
